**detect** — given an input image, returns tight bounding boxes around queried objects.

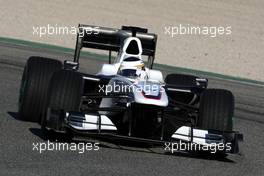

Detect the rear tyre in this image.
[198,89,234,131]
[41,70,83,134]
[18,57,62,122]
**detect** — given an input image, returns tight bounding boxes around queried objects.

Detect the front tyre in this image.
[198,89,234,131]
[18,57,62,122]
[41,70,83,134]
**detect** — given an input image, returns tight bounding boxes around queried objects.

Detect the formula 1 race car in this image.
[18,24,243,154]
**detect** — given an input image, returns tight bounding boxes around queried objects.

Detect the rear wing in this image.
[73,24,158,68]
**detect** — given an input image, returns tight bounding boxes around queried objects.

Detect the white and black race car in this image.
[18,24,243,154]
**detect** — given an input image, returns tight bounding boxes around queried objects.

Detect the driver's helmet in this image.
[120,57,145,70]
[119,68,138,78]
[119,58,146,79]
